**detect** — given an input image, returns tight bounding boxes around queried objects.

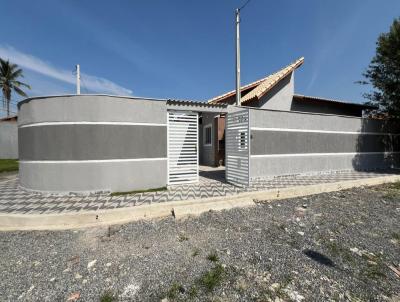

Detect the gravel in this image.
[1,183,400,302]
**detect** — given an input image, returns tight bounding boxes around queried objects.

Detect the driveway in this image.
[0,170,398,215]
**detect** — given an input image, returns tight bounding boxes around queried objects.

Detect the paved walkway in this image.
[0,169,398,216]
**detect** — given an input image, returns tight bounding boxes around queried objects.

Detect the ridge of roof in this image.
[293,94,378,109]
[208,57,304,104]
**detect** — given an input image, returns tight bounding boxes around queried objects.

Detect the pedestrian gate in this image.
[167,111,199,185]
[225,109,250,187]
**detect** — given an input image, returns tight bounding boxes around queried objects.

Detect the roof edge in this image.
[293,94,378,109]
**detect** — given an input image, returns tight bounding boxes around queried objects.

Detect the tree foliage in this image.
[0,58,31,117]
[361,18,400,117]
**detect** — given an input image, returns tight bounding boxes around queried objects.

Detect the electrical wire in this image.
[239,0,252,11]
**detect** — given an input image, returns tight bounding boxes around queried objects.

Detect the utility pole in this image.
[76,64,81,95]
[235,8,241,106]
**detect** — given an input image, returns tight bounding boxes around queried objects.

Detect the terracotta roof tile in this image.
[208,57,304,105]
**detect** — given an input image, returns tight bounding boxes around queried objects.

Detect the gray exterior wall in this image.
[246,73,294,111]
[199,112,219,166]
[18,95,168,193]
[0,120,18,159]
[249,108,399,178]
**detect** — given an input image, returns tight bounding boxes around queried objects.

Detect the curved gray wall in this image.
[18,95,167,193]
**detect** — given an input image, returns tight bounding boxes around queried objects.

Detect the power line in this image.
[239,0,252,11]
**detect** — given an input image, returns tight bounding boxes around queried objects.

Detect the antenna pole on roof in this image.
[76,64,81,95]
[235,8,241,106]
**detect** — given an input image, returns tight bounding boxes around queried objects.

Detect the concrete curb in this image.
[1,175,399,231]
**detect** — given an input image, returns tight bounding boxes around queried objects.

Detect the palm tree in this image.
[0,58,31,117]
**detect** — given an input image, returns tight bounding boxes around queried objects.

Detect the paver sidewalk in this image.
[0,170,398,215]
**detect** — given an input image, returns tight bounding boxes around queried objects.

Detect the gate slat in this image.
[168,111,199,185]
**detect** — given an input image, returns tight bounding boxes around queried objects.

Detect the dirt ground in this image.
[1,182,400,302]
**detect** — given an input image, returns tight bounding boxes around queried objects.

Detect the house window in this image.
[204,125,212,146]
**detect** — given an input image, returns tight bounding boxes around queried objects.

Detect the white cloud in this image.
[0,45,132,95]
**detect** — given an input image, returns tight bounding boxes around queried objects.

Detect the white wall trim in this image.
[20,158,168,164]
[251,152,400,158]
[19,122,167,128]
[251,127,398,135]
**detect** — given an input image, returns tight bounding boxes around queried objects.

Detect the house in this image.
[208,57,375,116]
[200,57,376,167]
[16,58,398,194]
[0,115,18,159]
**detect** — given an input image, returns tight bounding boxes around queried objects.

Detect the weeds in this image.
[391,232,400,241]
[206,251,219,262]
[192,248,200,257]
[178,233,189,242]
[325,241,354,263]
[364,262,386,279]
[166,282,185,299]
[100,291,117,302]
[188,285,198,298]
[199,263,225,292]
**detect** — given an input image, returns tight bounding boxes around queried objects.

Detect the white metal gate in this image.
[225,109,250,187]
[168,111,199,185]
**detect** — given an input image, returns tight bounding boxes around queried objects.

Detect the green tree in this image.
[360,18,400,117]
[0,58,31,117]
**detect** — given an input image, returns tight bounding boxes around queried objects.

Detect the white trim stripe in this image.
[20,158,167,164]
[19,122,167,128]
[251,127,398,135]
[251,152,400,158]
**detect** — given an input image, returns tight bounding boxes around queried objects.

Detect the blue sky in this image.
[0,0,399,117]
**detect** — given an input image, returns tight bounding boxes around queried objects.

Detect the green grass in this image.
[110,186,167,196]
[100,291,117,302]
[199,263,225,292]
[0,159,18,173]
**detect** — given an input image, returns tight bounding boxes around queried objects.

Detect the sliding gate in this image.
[167,111,199,185]
[225,109,250,187]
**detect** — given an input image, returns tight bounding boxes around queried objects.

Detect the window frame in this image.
[203,124,212,146]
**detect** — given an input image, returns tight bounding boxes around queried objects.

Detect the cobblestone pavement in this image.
[0,170,397,215]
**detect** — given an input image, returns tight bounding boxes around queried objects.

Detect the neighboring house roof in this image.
[293,94,377,109]
[0,115,18,122]
[208,57,304,105]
